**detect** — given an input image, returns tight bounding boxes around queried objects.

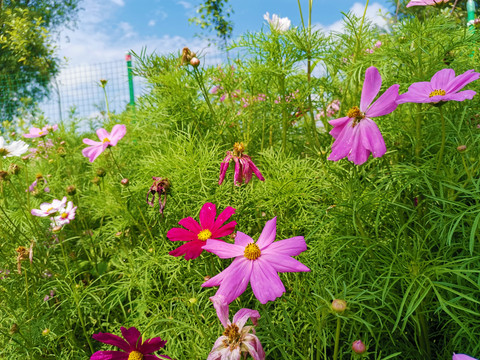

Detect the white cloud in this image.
[148,20,156,27]
[177,1,193,9]
[118,22,136,39]
[111,0,125,6]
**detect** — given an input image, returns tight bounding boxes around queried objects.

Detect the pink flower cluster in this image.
[274,89,299,104]
[365,40,382,54]
[316,99,340,120]
[31,196,77,229]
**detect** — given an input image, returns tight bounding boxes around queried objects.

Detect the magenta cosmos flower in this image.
[202,217,310,304]
[82,124,126,163]
[91,326,171,360]
[328,66,399,166]
[453,354,478,360]
[397,69,480,105]
[23,124,58,138]
[167,202,236,260]
[406,0,449,7]
[219,142,265,186]
[208,295,265,360]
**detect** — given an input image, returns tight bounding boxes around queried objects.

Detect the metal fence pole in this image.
[125,52,135,110]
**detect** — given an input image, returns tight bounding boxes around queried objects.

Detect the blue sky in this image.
[58,0,393,65]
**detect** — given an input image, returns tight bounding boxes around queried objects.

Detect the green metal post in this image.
[125,52,135,110]
[467,0,476,30]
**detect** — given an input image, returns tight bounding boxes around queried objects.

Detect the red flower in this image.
[167,203,236,260]
[91,326,171,360]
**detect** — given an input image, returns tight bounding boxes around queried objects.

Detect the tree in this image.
[0,0,80,121]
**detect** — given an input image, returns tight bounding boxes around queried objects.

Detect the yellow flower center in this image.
[128,351,144,360]
[0,148,9,156]
[38,131,44,136]
[244,243,261,260]
[233,142,245,156]
[223,323,241,345]
[429,89,446,98]
[347,106,365,127]
[197,229,212,241]
[47,207,53,212]
[102,137,111,143]
[61,212,68,219]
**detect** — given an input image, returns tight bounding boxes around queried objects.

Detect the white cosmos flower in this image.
[263,12,291,33]
[51,201,77,227]
[31,197,68,217]
[0,136,29,158]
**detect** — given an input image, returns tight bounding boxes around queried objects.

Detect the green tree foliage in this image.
[0,0,80,121]
[189,0,233,48]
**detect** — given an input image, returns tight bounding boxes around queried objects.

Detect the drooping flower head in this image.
[208,295,265,360]
[91,326,171,360]
[167,202,236,260]
[219,142,265,186]
[453,354,478,360]
[146,177,170,214]
[0,136,29,158]
[397,69,480,105]
[23,124,58,138]
[328,66,399,165]
[82,124,126,163]
[202,217,310,304]
[406,0,449,7]
[263,12,291,32]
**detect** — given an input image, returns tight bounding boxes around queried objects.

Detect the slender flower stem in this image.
[415,104,423,165]
[333,317,341,360]
[279,75,288,153]
[436,107,446,174]
[192,67,217,123]
[24,267,30,316]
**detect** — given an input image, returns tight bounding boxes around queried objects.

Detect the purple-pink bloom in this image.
[328,66,399,165]
[202,217,310,304]
[453,354,478,360]
[51,201,77,227]
[397,69,480,105]
[23,125,58,138]
[406,0,449,7]
[208,295,265,360]
[91,326,171,360]
[82,124,126,163]
[219,142,265,186]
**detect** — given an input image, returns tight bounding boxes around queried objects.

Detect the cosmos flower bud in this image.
[92,176,101,185]
[42,328,50,336]
[121,178,129,186]
[10,323,19,334]
[99,79,108,88]
[66,185,77,195]
[331,299,347,313]
[57,146,67,157]
[190,57,200,67]
[457,145,467,152]
[352,340,366,354]
[96,168,106,177]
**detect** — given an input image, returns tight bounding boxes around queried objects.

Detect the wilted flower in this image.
[208,295,265,360]
[0,136,28,158]
[328,66,399,165]
[202,217,310,304]
[66,185,77,195]
[453,354,478,360]
[82,124,126,163]
[406,0,449,7]
[397,69,479,105]
[167,202,236,260]
[16,243,33,274]
[219,142,265,186]
[352,340,366,354]
[146,177,170,214]
[91,326,172,360]
[263,12,291,32]
[8,163,20,175]
[181,47,196,66]
[23,125,58,138]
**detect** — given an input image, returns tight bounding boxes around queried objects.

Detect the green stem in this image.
[192,67,217,123]
[333,317,341,360]
[436,107,446,174]
[279,75,288,153]
[102,86,111,120]
[24,266,30,316]
[415,104,423,165]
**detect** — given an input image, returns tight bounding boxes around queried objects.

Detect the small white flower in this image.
[263,12,291,33]
[51,201,77,227]
[31,197,68,217]
[0,136,29,158]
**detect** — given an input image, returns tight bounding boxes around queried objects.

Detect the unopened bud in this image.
[66,185,76,195]
[99,79,108,87]
[10,323,19,334]
[8,163,20,175]
[352,340,366,354]
[42,328,50,336]
[92,176,101,185]
[189,297,197,305]
[331,299,347,313]
[121,178,129,186]
[190,57,200,67]
[0,170,9,181]
[52,225,62,233]
[96,168,106,178]
[457,145,467,152]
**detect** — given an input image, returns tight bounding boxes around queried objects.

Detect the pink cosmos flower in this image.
[208,295,265,360]
[167,202,236,260]
[82,124,126,163]
[91,326,171,360]
[406,0,449,7]
[453,354,478,360]
[219,142,265,186]
[27,177,50,193]
[328,66,399,165]
[31,197,67,217]
[202,217,310,304]
[51,201,77,227]
[23,124,58,138]
[397,69,480,105]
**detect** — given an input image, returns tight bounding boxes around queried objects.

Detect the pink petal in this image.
[138,337,167,354]
[242,335,266,360]
[120,327,142,349]
[245,156,264,181]
[360,66,382,112]
[169,240,205,260]
[365,84,399,118]
[359,118,386,158]
[96,128,109,141]
[212,220,237,239]
[233,157,242,186]
[240,157,253,184]
[256,217,277,249]
[92,332,130,352]
[211,206,236,232]
[166,227,197,242]
[207,340,228,360]
[232,308,260,330]
[431,68,455,90]
[109,124,127,146]
[82,144,105,163]
[260,254,310,273]
[178,217,202,233]
[218,155,232,185]
[442,90,476,102]
[445,69,479,93]
[329,123,357,162]
[347,131,370,165]
[90,350,129,360]
[250,259,285,304]
[396,81,432,104]
[234,231,255,247]
[210,294,231,328]
[199,203,216,231]
[83,138,101,146]
[452,354,478,360]
[203,239,244,259]
[261,236,306,256]
[31,209,48,217]
[329,116,352,139]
